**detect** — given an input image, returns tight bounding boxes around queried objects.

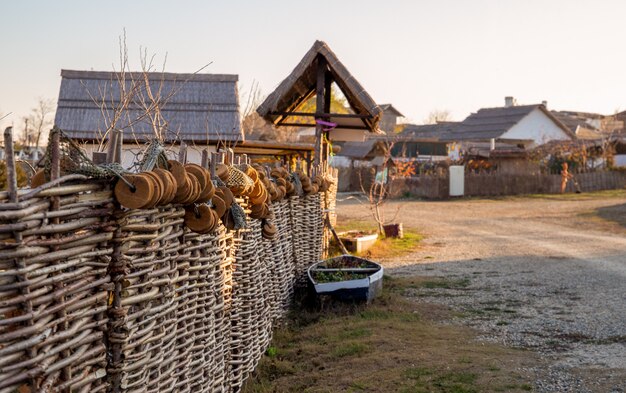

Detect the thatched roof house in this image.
[54,70,243,144]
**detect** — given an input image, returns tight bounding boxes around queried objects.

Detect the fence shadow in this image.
[595,202,626,229]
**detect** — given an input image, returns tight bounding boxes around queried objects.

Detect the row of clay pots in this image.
[113,161,332,237]
[114,161,215,210]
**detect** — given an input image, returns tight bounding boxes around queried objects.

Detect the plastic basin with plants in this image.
[308,255,384,303]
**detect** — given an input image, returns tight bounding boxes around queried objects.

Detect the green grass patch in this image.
[421,278,471,289]
[332,220,424,260]
[243,275,537,393]
[331,342,368,358]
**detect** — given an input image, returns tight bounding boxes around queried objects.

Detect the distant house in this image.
[448,98,575,147]
[551,111,611,141]
[54,70,243,169]
[394,122,460,161]
[393,97,576,171]
[332,139,392,191]
[378,104,404,134]
[333,139,389,167]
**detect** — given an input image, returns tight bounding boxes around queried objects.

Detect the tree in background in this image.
[240,81,284,141]
[0,161,28,190]
[294,84,350,117]
[423,109,452,125]
[19,98,55,148]
[241,84,350,142]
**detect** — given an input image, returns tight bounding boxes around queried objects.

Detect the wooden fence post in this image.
[178,142,188,163]
[201,149,209,168]
[3,127,18,202]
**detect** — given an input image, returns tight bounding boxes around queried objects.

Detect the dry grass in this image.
[243,276,538,393]
[511,188,626,201]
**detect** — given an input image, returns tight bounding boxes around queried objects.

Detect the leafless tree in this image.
[423,109,452,125]
[84,29,212,154]
[357,137,401,236]
[20,98,55,148]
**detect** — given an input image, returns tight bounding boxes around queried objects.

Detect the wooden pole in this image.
[113,129,123,164]
[106,129,117,163]
[3,127,18,203]
[226,148,234,165]
[210,152,217,178]
[48,127,71,380]
[314,55,326,171]
[178,142,187,163]
[304,151,312,175]
[323,71,332,172]
[50,128,61,181]
[201,149,209,168]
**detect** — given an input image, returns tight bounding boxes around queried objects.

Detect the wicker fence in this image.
[0,176,326,392]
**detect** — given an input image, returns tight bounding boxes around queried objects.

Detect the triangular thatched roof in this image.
[257,40,382,132]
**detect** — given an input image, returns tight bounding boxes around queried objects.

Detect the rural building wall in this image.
[501,108,572,145]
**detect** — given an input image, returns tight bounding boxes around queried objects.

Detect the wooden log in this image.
[201,149,209,168]
[114,129,122,164]
[178,142,187,163]
[314,55,326,168]
[17,174,89,202]
[3,127,18,203]
[210,152,217,178]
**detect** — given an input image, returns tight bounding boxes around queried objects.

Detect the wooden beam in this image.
[3,127,18,203]
[278,122,370,130]
[314,55,326,167]
[323,71,332,167]
[270,111,372,119]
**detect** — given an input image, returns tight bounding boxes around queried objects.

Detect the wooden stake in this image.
[178,142,187,163]
[50,128,61,181]
[210,152,217,178]
[113,129,123,164]
[225,148,234,165]
[314,55,326,168]
[106,129,117,163]
[201,149,209,168]
[3,127,18,203]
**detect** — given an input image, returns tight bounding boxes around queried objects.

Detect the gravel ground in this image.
[337,193,626,393]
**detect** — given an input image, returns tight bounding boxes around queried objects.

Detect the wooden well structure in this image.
[257,40,383,173]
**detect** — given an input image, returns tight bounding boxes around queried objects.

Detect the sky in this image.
[1,0,626,132]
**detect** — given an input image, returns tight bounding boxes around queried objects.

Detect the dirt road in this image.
[337,192,626,392]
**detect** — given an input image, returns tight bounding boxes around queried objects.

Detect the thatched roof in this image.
[337,140,387,159]
[399,122,462,141]
[257,41,382,132]
[379,104,404,117]
[54,70,243,143]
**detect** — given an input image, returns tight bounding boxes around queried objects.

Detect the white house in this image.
[446,97,575,149]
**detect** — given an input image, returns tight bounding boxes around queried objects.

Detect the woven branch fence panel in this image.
[0,180,114,392]
[0,177,328,392]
